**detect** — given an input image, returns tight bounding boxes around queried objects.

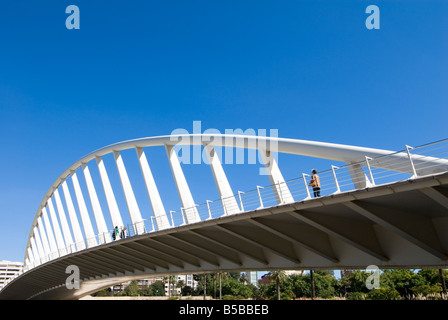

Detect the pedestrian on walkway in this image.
[112,226,119,240]
[120,227,128,239]
[309,169,321,197]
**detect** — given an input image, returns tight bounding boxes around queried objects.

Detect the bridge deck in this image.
[1,171,448,300]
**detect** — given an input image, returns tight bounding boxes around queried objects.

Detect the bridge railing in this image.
[20,138,448,274]
[162,138,448,228]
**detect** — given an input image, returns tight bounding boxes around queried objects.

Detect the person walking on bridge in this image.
[309,169,321,197]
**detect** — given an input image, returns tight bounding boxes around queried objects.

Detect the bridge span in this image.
[1,135,447,299]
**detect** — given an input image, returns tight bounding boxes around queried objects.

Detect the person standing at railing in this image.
[120,227,128,239]
[112,226,120,240]
[309,169,321,197]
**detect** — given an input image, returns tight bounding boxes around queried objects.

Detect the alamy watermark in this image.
[365,5,380,30]
[170,121,279,175]
[66,5,80,30]
[365,265,380,290]
[65,265,80,290]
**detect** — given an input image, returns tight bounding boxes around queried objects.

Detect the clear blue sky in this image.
[0,1,447,263]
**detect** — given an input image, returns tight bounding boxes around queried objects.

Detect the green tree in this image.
[269,271,287,300]
[194,273,216,297]
[150,281,165,296]
[220,276,252,299]
[253,284,269,300]
[290,274,310,298]
[177,279,185,297]
[181,285,194,296]
[418,269,448,292]
[228,272,241,280]
[381,269,425,299]
[289,272,337,299]
[120,280,139,296]
[138,283,152,296]
[343,270,371,294]
[313,272,337,299]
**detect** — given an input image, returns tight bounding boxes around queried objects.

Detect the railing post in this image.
[221,196,228,216]
[257,186,264,208]
[332,165,341,193]
[180,208,187,225]
[206,200,212,220]
[365,156,376,186]
[302,173,311,199]
[405,145,418,178]
[169,211,175,227]
[151,217,156,231]
[276,182,284,204]
[238,191,245,212]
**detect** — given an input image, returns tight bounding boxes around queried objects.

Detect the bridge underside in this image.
[2,172,448,300]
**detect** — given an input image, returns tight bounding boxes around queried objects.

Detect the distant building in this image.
[258,273,272,285]
[164,274,197,295]
[0,260,23,290]
[246,271,258,286]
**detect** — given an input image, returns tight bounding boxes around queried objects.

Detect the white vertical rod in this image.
[53,189,72,254]
[151,217,155,231]
[221,196,228,216]
[257,186,264,208]
[365,156,376,186]
[27,247,35,264]
[165,145,200,224]
[96,156,124,229]
[37,216,51,260]
[113,150,144,235]
[24,258,30,270]
[259,149,294,204]
[204,144,240,215]
[332,165,341,193]
[62,180,86,251]
[169,211,175,227]
[82,163,110,244]
[33,226,45,262]
[41,207,58,257]
[72,171,97,247]
[136,147,170,231]
[405,145,418,178]
[276,182,284,204]
[30,237,40,265]
[180,208,187,225]
[206,200,212,219]
[238,192,245,212]
[302,173,311,199]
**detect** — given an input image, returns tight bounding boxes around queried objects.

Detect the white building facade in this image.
[0,260,23,290]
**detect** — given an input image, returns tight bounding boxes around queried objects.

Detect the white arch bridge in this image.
[1,134,448,300]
